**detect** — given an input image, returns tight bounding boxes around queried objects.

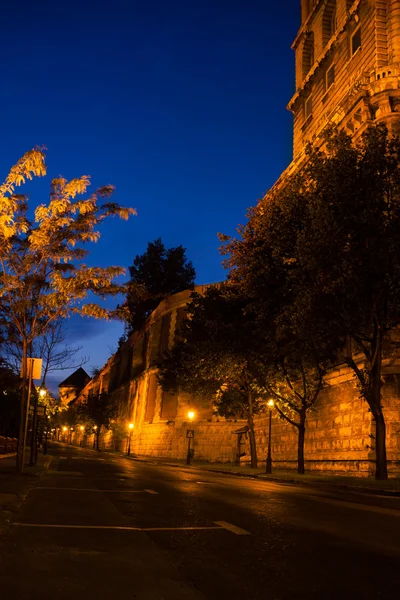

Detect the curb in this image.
[132,460,400,498]
[54,443,400,498]
[0,454,17,461]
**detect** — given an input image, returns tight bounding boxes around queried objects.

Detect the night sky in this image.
[1,1,300,393]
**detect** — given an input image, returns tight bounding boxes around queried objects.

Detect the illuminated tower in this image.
[289,1,400,161]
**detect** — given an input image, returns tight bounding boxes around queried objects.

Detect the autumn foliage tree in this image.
[0,148,135,472]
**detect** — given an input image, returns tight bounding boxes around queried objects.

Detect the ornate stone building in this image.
[66,1,400,475]
[282,0,400,183]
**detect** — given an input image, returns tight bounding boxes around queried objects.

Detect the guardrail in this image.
[0,436,18,454]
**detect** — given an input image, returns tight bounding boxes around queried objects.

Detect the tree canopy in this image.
[125,238,195,333]
[0,147,135,471]
[158,285,269,467]
[221,124,400,479]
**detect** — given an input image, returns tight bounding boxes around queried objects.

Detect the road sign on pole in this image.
[186,430,194,438]
[20,358,43,381]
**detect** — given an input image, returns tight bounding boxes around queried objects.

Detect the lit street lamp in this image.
[63,426,67,442]
[127,423,134,456]
[93,425,98,449]
[186,410,195,466]
[80,425,84,446]
[266,399,274,474]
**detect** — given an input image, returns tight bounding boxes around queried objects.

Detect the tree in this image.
[292,125,400,480]
[222,124,400,480]
[220,171,331,474]
[1,318,88,386]
[0,148,136,472]
[158,286,269,468]
[76,392,117,450]
[125,238,195,333]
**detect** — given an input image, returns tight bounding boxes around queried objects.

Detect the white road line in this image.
[36,487,152,493]
[144,489,159,495]
[214,521,251,536]
[13,523,230,532]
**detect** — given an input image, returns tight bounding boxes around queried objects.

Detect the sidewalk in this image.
[0,451,52,534]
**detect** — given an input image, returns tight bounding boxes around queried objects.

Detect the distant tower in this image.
[289,1,400,161]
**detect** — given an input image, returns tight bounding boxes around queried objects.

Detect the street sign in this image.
[186,429,194,439]
[20,358,43,381]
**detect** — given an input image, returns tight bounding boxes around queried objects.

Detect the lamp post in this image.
[43,415,50,455]
[93,425,97,449]
[127,423,134,456]
[266,399,274,474]
[69,427,73,445]
[62,426,67,442]
[186,410,195,466]
[79,425,84,446]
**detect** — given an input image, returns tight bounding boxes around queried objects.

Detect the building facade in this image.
[65,1,400,475]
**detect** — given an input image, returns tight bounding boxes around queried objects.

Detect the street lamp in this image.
[63,426,67,442]
[93,425,98,449]
[127,423,134,456]
[69,427,73,445]
[39,388,46,398]
[79,426,84,446]
[186,410,195,466]
[266,399,274,474]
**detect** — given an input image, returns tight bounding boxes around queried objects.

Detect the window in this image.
[305,95,313,120]
[326,64,335,91]
[322,1,337,47]
[160,313,171,355]
[144,374,157,422]
[161,391,177,420]
[302,32,315,79]
[351,27,361,55]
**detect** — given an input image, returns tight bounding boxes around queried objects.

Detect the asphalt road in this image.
[0,444,399,600]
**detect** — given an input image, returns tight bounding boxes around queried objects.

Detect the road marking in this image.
[214,521,251,536]
[47,471,83,476]
[36,487,153,494]
[13,523,242,533]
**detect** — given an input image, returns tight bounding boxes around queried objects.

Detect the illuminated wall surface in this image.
[66,1,400,474]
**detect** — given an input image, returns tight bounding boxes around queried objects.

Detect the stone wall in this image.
[69,288,400,476]
[255,373,400,477]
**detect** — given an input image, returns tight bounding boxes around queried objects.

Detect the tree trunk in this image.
[96,428,100,451]
[374,412,388,480]
[297,423,305,474]
[247,390,258,468]
[369,331,388,480]
[29,393,38,466]
[297,409,306,475]
[16,339,28,473]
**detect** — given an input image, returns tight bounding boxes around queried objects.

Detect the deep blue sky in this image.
[1,1,300,393]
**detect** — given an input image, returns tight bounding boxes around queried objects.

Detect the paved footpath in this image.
[1,443,400,599]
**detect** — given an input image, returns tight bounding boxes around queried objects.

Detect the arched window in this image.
[302,32,315,79]
[322,1,337,46]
